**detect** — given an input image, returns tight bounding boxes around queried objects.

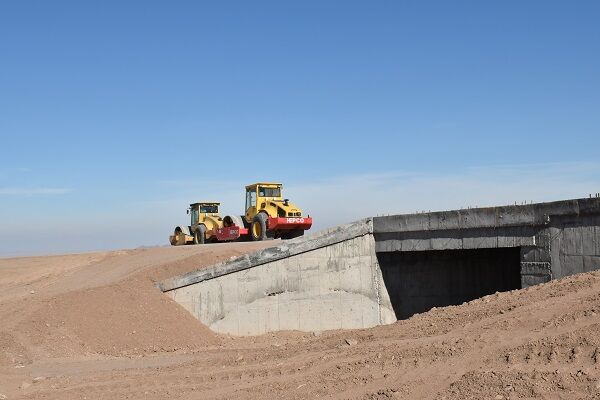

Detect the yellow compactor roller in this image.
[169,202,246,245]
[170,182,312,245]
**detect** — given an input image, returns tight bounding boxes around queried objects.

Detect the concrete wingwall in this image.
[160,197,600,336]
[160,220,396,336]
[546,213,600,280]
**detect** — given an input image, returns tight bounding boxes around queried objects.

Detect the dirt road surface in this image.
[1,242,600,399]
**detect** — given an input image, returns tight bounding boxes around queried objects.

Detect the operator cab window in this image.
[191,208,199,224]
[246,190,257,209]
[200,204,218,213]
[259,186,281,197]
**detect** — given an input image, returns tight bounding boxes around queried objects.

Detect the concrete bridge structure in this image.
[159,197,600,335]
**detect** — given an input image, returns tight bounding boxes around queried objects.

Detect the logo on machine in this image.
[286,217,305,224]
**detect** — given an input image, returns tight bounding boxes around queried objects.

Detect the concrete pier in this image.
[160,197,600,335]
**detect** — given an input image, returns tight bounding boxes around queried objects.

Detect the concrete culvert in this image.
[161,197,600,335]
[376,248,522,320]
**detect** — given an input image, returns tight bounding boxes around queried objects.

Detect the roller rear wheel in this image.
[193,225,206,244]
[251,213,268,241]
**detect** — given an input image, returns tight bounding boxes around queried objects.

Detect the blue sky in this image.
[1,1,599,256]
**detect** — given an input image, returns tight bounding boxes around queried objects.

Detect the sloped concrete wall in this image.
[163,221,396,336]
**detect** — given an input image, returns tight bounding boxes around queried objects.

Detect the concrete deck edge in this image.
[373,197,600,234]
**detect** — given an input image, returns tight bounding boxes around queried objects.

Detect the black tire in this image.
[251,213,268,241]
[193,224,206,245]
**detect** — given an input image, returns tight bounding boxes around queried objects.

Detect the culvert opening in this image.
[376,247,522,320]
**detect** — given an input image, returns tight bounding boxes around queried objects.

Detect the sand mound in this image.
[17,276,217,358]
[0,242,273,365]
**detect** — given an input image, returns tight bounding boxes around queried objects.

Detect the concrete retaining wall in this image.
[161,220,396,335]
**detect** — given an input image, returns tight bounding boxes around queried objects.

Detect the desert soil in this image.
[1,242,600,399]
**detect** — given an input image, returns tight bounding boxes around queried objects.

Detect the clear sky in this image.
[1,1,599,256]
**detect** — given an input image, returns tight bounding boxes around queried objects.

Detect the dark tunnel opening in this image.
[376,247,522,320]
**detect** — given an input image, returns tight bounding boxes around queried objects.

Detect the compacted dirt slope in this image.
[1,243,600,399]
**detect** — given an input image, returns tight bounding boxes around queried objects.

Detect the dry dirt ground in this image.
[1,243,600,399]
